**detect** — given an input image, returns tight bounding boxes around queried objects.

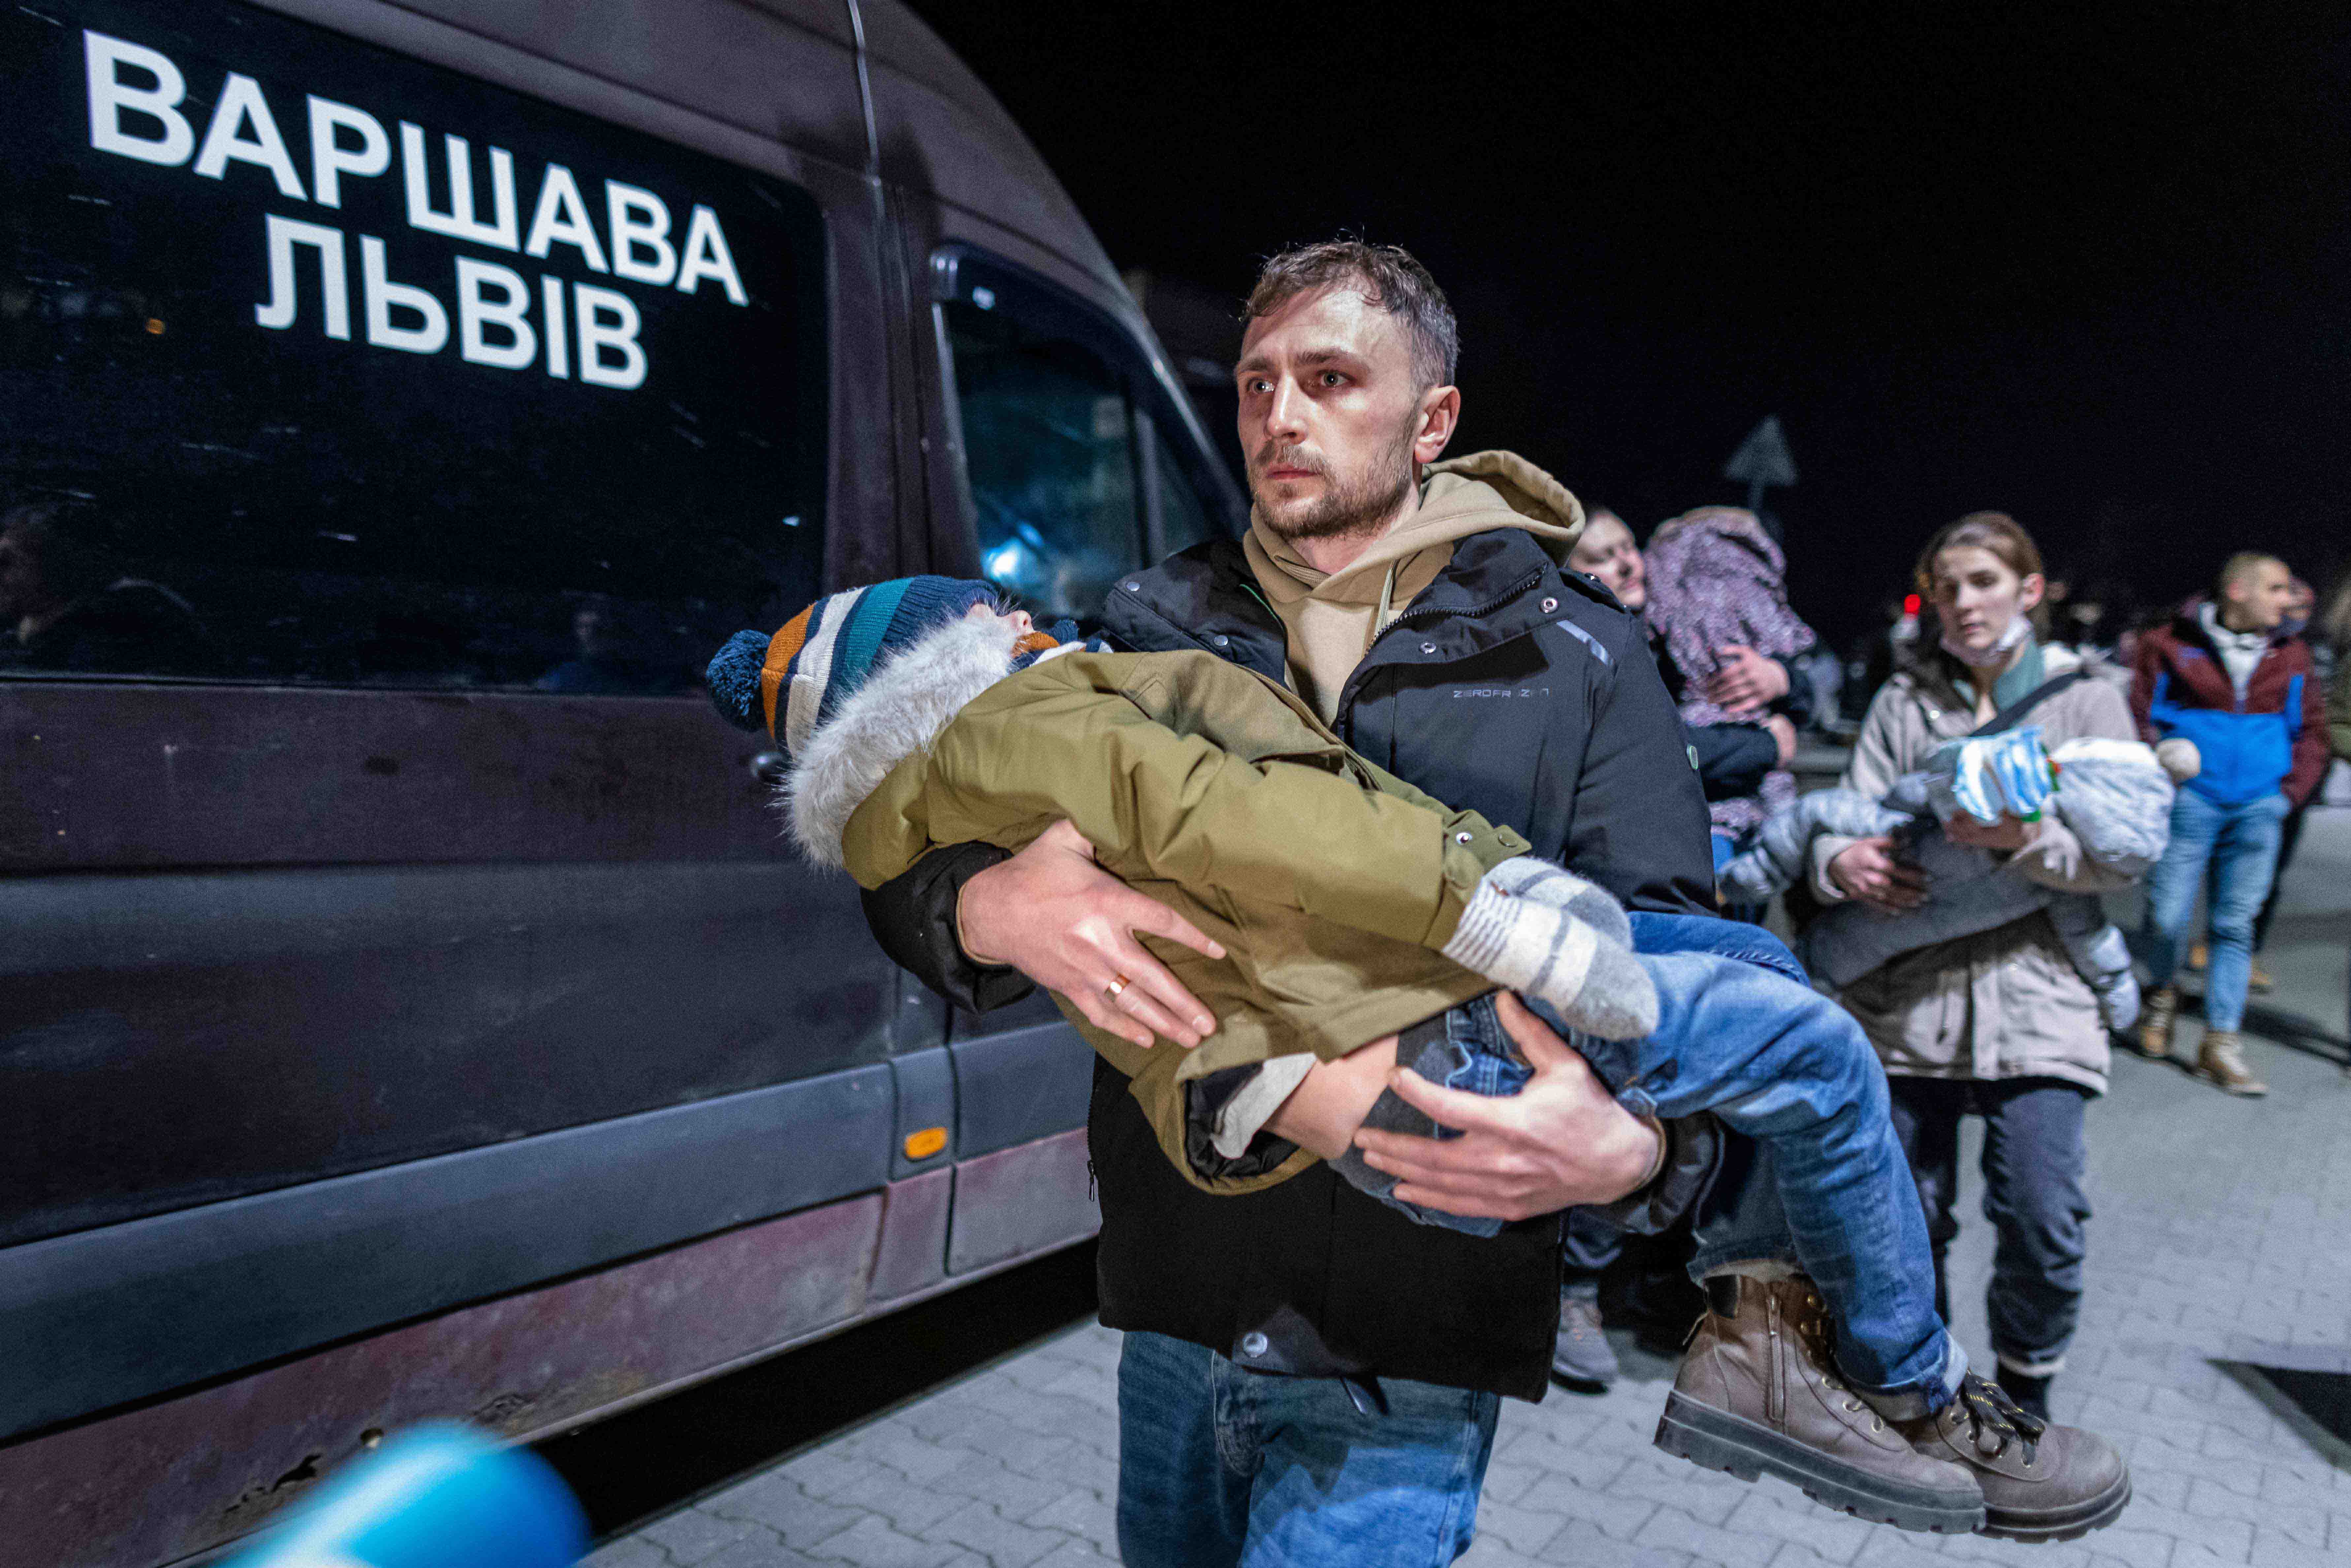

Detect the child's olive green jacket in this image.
[827,638,1527,1194]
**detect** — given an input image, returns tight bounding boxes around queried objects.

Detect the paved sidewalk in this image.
[590,811,2351,1568]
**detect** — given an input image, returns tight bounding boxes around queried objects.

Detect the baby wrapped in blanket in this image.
[1719,727,2174,1030]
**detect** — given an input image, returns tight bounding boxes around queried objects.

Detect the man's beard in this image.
[1251,424,1418,544]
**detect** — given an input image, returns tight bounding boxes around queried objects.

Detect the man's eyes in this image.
[1238,370,1354,392]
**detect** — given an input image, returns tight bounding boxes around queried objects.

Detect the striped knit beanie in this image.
[705,577,1062,757]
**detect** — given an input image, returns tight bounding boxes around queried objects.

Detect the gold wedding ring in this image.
[1104,974,1130,999]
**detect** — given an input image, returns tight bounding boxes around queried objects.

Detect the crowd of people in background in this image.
[1547,499,2350,1425]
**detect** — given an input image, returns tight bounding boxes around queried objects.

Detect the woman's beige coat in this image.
[1809,645,2140,1093]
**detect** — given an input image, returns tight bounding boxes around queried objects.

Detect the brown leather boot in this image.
[2133,985,2177,1060]
[1900,1373,2132,1542]
[2197,1031,2268,1096]
[1654,1276,1983,1533]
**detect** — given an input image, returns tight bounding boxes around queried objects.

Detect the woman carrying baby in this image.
[1814,513,2146,1422]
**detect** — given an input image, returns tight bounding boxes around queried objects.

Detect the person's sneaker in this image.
[2197,1031,2268,1096]
[1553,1283,1620,1391]
[2133,985,2178,1060]
[1653,1276,1983,1534]
[1899,1374,2131,1543]
[2248,958,2275,993]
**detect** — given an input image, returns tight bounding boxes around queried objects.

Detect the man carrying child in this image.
[815,242,2126,1566]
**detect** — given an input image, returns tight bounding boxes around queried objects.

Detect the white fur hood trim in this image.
[786,612,1023,867]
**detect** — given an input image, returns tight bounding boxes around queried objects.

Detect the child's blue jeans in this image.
[1349,911,1962,1414]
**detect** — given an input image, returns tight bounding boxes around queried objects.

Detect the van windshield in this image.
[0,1,827,693]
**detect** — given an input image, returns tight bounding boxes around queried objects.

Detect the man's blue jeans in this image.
[1116,1329,1498,1568]
[2142,788,2291,1032]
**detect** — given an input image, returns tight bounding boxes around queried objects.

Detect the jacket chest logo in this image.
[1451,687,1551,700]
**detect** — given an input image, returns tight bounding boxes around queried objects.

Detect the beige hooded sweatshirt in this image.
[1242,450,1586,721]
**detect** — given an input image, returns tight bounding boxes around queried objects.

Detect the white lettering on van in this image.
[84,30,193,167]
[77,31,765,389]
[456,258,537,369]
[523,164,609,273]
[604,182,676,287]
[255,215,350,339]
[575,283,646,389]
[193,73,306,198]
[359,235,448,354]
[674,204,747,305]
[399,123,519,250]
[540,275,571,379]
[307,95,390,209]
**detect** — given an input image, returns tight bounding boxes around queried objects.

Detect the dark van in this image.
[0,4,1242,1562]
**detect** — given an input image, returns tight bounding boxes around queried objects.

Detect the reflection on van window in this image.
[0,1,827,692]
[0,498,216,676]
[945,299,1142,620]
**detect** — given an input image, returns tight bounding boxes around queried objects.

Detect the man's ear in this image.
[1413,384,1461,465]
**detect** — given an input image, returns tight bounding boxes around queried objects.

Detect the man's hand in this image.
[957,819,1224,1048]
[1349,994,1662,1222]
[1944,812,2034,852]
[1705,644,1790,715]
[1828,835,1930,914]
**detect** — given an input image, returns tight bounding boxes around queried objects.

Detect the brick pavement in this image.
[591,810,2351,1568]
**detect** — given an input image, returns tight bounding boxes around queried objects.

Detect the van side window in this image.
[935,255,1237,621]
[942,298,1142,621]
[0,4,826,692]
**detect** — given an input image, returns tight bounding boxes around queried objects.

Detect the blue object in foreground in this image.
[225,1422,587,1568]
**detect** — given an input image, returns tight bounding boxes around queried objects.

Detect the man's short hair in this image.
[1246,240,1458,391]
[2216,551,2283,598]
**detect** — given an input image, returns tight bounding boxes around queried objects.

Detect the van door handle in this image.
[750,751,788,786]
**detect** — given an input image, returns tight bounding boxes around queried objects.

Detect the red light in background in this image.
[1903,594,1921,616]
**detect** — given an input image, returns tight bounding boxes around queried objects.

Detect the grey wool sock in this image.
[1477,856,1632,947]
[1441,871,1658,1040]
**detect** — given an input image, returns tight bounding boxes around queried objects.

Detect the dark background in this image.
[908,1,2351,653]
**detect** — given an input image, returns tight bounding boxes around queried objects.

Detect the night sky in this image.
[907,2,2351,651]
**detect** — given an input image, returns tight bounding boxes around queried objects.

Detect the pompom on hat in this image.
[707,576,1062,758]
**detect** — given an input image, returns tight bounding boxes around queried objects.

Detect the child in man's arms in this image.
[707,578,2131,1545]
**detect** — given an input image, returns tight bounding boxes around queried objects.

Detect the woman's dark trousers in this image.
[1885,1076,2092,1380]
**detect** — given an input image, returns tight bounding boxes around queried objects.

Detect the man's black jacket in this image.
[861,528,1716,1399]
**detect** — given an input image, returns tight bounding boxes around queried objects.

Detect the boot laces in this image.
[1953,1373,2045,1462]
[1796,1293,1884,1433]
